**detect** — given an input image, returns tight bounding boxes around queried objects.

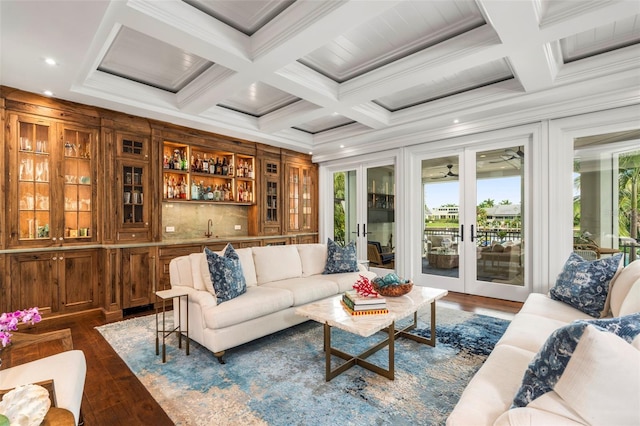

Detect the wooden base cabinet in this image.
[121,247,157,309]
[8,250,98,315]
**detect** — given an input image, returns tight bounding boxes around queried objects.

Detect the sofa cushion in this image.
[320,268,377,293]
[512,313,640,408]
[445,344,536,426]
[619,279,640,316]
[610,259,640,316]
[202,286,294,329]
[296,244,327,277]
[323,238,358,274]
[496,313,571,354]
[261,277,338,306]
[252,245,302,284]
[494,394,587,426]
[550,252,623,317]
[204,246,247,304]
[517,293,593,324]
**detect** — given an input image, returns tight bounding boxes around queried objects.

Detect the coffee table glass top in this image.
[295,286,447,337]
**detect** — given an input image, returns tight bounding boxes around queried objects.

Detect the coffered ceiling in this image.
[1,0,639,161]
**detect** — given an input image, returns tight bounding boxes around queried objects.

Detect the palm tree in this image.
[479,199,495,208]
[619,152,640,239]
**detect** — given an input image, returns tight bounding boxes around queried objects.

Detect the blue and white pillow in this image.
[204,245,247,304]
[512,312,640,408]
[323,238,358,274]
[550,252,623,317]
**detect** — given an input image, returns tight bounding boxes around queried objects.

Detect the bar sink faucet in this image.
[205,219,213,238]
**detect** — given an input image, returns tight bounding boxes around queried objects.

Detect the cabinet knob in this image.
[52,256,57,260]
[59,257,64,261]
[60,237,64,241]
[52,237,57,241]
[132,234,136,237]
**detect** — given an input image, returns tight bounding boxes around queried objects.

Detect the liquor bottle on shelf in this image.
[202,154,209,173]
[228,161,234,176]
[222,157,228,175]
[248,163,253,178]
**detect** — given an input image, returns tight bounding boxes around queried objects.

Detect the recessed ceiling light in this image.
[43,90,53,96]
[340,144,345,148]
[453,119,459,124]
[308,151,313,155]
[44,58,57,66]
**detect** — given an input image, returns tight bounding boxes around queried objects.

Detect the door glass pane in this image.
[422,159,460,277]
[573,131,640,265]
[333,171,357,245]
[476,146,524,285]
[366,166,395,269]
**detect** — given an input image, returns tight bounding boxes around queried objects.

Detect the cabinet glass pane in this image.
[289,167,300,229]
[302,168,311,229]
[18,122,51,240]
[267,181,278,222]
[123,165,145,224]
[63,129,92,239]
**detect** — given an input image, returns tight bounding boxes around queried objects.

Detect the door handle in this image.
[351,224,360,237]
[362,224,368,237]
[471,224,475,242]
[460,224,464,242]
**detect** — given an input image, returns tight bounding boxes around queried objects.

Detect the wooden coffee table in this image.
[295,286,448,381]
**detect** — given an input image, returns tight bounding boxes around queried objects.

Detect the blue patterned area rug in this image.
[96,306,509,426]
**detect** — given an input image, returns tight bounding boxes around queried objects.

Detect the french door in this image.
[413,142,530,301]
[329,159,396,270]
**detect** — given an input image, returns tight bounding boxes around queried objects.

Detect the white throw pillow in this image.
[252,245,302,284]
[554,325,640,426]
[296,244,327,277]
[235,247,257,287]
[618,278,640,316]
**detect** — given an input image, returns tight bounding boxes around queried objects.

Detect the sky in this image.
[425,176,522,208]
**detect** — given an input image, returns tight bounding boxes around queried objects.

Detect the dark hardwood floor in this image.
[7,292,522,425]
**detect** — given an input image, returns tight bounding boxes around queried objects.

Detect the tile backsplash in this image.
[162,202,249,240]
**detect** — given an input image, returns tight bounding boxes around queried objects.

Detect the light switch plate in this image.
[165,226,175,232]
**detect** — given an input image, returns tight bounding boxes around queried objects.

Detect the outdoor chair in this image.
[367,241,395,267]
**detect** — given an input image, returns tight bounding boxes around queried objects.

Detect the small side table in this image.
[155,288,189,363]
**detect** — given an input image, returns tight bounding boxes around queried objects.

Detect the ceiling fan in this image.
[490,147,524,163]
[431,164,459,179]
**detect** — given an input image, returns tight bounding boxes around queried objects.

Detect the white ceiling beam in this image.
[478,0,555,92]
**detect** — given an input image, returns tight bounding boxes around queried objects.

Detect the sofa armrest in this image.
[173,285,217,308]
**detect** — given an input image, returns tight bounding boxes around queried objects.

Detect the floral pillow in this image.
[323,238,358,274]
[550,252,623,317]
[512,313,640,409]
[204,245,246,304]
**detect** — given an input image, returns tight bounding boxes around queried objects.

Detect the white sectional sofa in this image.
[447,259,640,426]
[169,243,376,363]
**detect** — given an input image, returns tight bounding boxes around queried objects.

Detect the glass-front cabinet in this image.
[285,161,316,233]
[116,132,151,241]
[9,114,97,247]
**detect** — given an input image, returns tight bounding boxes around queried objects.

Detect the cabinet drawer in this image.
[117,231,150,241]
[158,245,201,258]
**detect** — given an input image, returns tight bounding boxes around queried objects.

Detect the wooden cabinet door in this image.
[117,160,151,241]
[9,252,58,315]
[58,250,97,312]
[284,162,317,234]
[122,247,156,308]
[7,114,57,248]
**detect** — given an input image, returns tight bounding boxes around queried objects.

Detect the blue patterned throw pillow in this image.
[204,245,246,304]
[512,312,640,408]
[550,252,623,317]
[323,238,358,274]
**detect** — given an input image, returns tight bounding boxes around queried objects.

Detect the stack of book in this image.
[341,290,388,316]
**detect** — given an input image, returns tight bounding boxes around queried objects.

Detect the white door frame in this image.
[319,150,398,263]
